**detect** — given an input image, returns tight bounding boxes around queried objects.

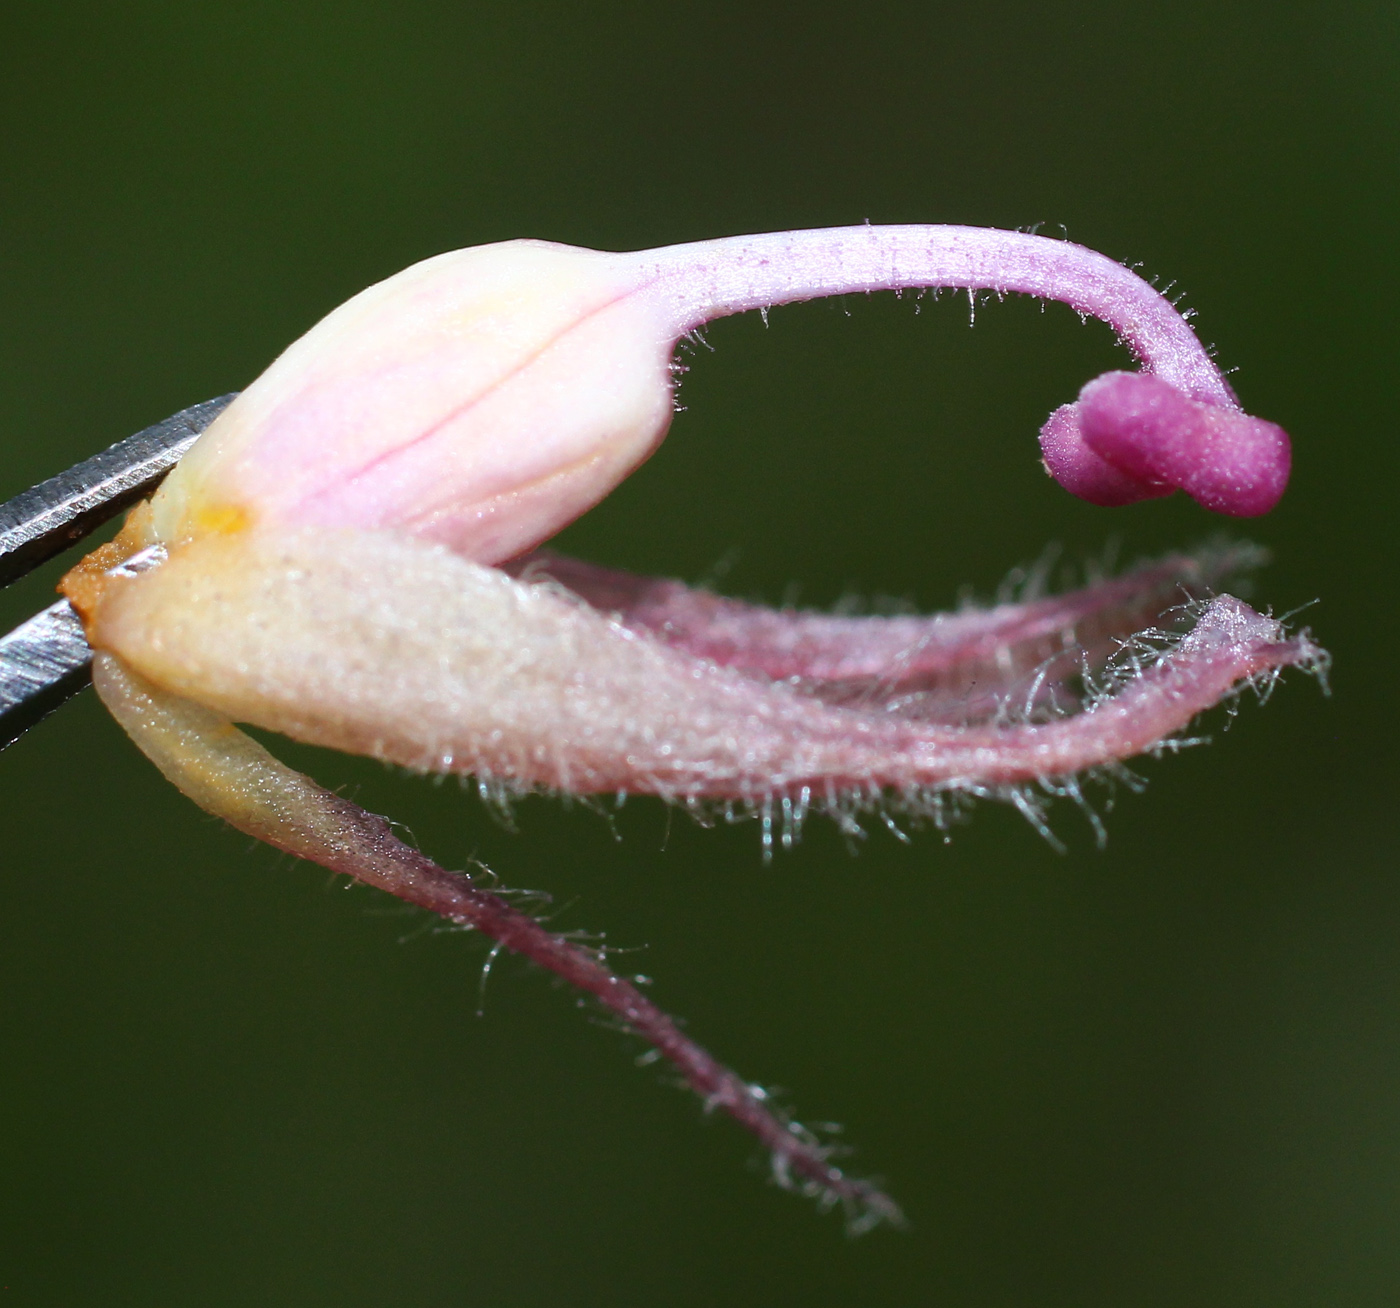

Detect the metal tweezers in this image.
[0,394,237,751]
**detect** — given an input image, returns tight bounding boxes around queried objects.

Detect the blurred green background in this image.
[1,2,1394,1303]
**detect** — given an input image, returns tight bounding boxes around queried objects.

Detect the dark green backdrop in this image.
[2,3,1394,1304]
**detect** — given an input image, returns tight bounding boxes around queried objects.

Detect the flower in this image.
[63,225,1323,1229]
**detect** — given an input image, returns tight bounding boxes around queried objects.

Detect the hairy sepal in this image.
[90,527,1321,818]
[90,651,902,1231]
[509,543,1266,724]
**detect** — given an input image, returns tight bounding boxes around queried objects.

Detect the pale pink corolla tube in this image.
[148,226,1291,567]
[69,226,1320,1231]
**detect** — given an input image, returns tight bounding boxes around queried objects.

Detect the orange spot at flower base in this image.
[192,502,252,536]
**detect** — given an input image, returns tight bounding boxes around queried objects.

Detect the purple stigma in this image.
[1040,372,1292,517]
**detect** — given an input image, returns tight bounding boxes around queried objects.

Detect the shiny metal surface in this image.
[0,393,234,748]
[0,392,235,588]
[0,543,170,751]
[0,599,93,751]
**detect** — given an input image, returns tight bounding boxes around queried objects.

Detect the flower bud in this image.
[150,240,677,564]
